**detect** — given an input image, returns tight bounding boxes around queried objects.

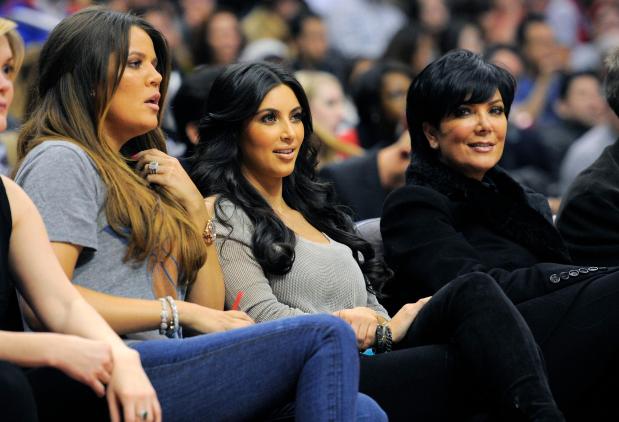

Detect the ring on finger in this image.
[137,410,149,420]
[147,160,159,175]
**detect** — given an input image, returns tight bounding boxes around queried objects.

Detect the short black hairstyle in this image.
[407,49,515,160]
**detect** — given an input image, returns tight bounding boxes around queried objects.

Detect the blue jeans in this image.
[132,314,386,421]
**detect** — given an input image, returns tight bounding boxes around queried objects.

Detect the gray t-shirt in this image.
[215,199,389,322]
[15,141,184,340]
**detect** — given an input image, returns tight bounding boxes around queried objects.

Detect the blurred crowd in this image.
[2,0,617,218]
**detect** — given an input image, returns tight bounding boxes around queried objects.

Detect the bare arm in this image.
[3,176,160,422]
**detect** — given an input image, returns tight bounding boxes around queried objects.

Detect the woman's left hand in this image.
[389,297,431,343]
[106,348,161,422]
[134,149,207,223]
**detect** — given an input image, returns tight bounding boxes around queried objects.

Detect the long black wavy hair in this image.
[190,61,391,293]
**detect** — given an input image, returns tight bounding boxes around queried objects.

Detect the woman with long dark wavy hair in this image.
[14,7,386,421]
[191,60,565,421]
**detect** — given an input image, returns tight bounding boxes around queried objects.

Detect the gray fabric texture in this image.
[214,199,389,322]
[15,141,185,341]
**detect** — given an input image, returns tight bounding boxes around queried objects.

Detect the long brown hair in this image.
[18,7,206,284]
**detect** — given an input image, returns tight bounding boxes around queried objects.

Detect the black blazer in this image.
[380,154,610,318]
[557,139,619,266]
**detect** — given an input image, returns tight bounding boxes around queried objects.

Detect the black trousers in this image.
[0,361,108,421]
[516,270,619,421]
[360,272,556,422]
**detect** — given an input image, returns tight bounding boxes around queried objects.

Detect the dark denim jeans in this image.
[132,314,386,421]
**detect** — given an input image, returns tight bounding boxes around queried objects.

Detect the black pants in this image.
[0,361,108,421]
[516,271,619,421]
[360,272,556,421]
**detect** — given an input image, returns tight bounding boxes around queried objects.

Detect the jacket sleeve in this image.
[381,185,598,304]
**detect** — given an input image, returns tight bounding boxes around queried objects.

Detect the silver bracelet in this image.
[158,297,169,336]
[165,296,180,338]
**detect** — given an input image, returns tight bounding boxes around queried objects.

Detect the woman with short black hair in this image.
[383,49,619,420]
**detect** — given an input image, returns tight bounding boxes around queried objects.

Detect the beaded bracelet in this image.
[165,295,180,339]
[374,323,393,353]
[158,297,169,336]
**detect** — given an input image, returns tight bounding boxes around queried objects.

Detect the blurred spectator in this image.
[571,0,619,71]
[289,11,349,87]
[536,70,607,195]
[512,13,567,127]
[179,0,216,33]
[382,24,435,75]
[438,18,485,55]
[485,43,526,80]
[352,61,413,149]
[192,8,244,66]
[295,70,362,164]
[407,0,450,37]
[309,0,406,59]
[241,0,306,42]
[479,0,526,44]
[558,111,619,194]
[239,37,290,63]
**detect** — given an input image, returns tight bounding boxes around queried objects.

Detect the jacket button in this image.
[550,274,560,283]
[589,267,599,272]
[578,268,589,274]
[560,272,570,279]
[569,270,579,277]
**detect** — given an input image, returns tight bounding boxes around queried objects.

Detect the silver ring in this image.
[138,410,149,420]
[147,160,159,175]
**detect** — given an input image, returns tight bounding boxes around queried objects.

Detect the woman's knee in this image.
[448,271,505,301]
[294,314,357,347]
[356,393,388,422]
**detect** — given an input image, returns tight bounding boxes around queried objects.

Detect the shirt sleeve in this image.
[15,143,101,250]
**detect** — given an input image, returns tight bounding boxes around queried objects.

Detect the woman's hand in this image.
[134,149,207,223]
[179,301,255,333]
[106,348,161,422]
[333,307,378,350]
[45,333,114,397]
[389,297,431,343]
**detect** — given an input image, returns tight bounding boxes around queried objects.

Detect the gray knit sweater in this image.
[214,199,390,322]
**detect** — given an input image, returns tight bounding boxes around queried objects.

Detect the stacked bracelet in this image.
[374,323,393,354]
[158,298,169,335]
[165,295,180,339]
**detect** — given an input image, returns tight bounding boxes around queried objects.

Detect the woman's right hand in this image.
[389,297,431,343]
[179,301,255,333]
[46,333,113,397]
